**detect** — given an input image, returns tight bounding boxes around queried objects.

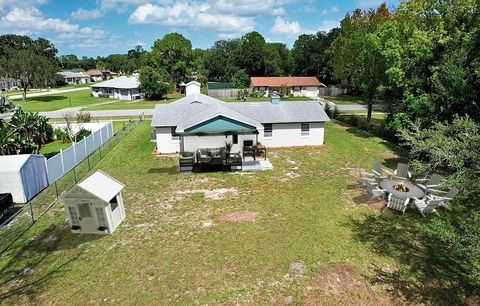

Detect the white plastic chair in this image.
[364,180,386,199]
[387,194,409,214]
[394,163,411,180]
[416,174,444,192]
[413,197,443,217]
[427,188,459,209]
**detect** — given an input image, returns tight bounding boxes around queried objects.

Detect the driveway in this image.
[8,87,90,100]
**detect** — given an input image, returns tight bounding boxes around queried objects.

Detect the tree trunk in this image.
[22,87,27,101]
[367,96,373,122]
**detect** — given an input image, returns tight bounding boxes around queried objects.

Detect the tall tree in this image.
[204,39,240,82]
[0,35,58,100]
[234,31,267,76]
[152,33,193,86]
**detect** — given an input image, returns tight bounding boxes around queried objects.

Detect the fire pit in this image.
[393,181,409,193]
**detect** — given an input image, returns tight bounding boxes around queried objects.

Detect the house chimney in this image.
[271,91,280,105]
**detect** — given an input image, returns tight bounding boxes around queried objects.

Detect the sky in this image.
[0,0,399,57]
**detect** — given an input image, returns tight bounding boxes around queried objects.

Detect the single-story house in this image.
[86,69,120,82]
[151,92,330,154]
[251,76,326,98]
[57,71,91,85]
[91,76,143,101]
[0,78,21,91]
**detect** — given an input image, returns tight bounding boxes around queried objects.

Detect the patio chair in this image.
[413,197,443,217]
[196,149,211,164]
[416,174,443,192]
[387,194,409,214]
[227,152,242,171]
[179,152,195,172]
[427,188,459,209]
[364,180,386,199]
[359,162,388,186]
[394,163,411,180]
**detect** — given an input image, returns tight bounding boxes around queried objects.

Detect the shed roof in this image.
[251,76,326,88]
[207,82,234,90]
[0,154,43,172]
[76,171,125,202]
[90,76,140,89]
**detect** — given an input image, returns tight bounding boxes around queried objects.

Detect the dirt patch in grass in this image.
[301,264,398,305]
[220,212,259,223]
[176,188,238,201]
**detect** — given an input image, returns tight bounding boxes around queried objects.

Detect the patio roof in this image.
[178,116,258,136]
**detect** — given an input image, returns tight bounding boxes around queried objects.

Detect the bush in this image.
[43,151,60,159]
[75,128,91,141]
[98,93,110,98]
[250,90,263,98]
[54,128,70,143]
[76,112,92,123]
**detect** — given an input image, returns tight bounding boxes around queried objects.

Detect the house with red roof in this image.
[250,76,326,98]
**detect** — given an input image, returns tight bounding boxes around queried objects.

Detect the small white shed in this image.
[185,81,201,96]
[0,154,49,203]
[62,171,125,235]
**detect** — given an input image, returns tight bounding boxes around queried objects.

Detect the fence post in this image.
[55,181,59,198]
[30,202,34,223]
[60,149,65,175]
[72,140,77,164]
[84,135,87,156]
[99,127,103,145]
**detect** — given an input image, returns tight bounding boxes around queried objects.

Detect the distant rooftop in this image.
[251,76,326,88]
[91,76,140,89]
[57,71,89,78]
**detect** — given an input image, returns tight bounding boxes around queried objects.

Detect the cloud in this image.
[0,7,79,33]
[317,20,340,32]
[0,0,48,12]
[321,6,339,15]
[57,27,108,40]
[270,16,301,37]
[129,2,255,33]
[71,8,105,20]
[355,0,388,9]
[213,0,285,16]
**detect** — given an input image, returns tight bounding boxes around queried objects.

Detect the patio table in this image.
[380,179,425,199]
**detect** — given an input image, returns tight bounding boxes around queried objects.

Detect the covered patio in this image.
[175,109,270,172]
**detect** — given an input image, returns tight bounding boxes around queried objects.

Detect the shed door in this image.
[78,201,97,232]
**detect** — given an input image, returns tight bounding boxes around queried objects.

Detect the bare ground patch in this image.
[220,212,259,223]
[301,264,399,305]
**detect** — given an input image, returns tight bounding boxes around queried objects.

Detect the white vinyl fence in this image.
[46,122,114,184]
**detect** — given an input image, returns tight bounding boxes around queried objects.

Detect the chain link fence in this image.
[0,116,144,255]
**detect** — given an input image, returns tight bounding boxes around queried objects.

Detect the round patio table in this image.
[379,179,425,199]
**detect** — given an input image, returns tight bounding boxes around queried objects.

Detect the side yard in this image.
[0,122,470,304]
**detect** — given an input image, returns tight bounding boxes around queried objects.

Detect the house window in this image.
[110,196,119,211]
[264,124,273,138]
[301,123,310,136]
[171,127,180,141]
[232,134,238,144]
[294,86,301,92]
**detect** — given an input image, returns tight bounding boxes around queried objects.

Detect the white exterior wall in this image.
[0,171,25,203]
[261,122,325,148]
[186,83,201,96]
[92,87,142,101]
[155,127,180,154]
[182,134,259,154]
[254,87,319,98]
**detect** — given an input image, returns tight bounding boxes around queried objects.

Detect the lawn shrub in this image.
[76,112,92,123]
[98,93,110,98]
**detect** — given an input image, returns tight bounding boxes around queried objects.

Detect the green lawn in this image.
[222,96,313,102]
[0,121,469,304]
[82,99,175,111]
[12,90,112,112]
[321,95,370,105]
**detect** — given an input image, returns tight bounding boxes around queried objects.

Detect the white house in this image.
[185,81,201,96]
[57,71,91,85]
[0,155,49,203]
[62,171,126,235]
[0,78,20,91]
[151,93,330,154]
[91,76,143,101]
[251,76,326,98]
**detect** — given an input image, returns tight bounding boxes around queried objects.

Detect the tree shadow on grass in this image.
[28,95,67,103]
[0,223,101,302]
[344,212,477,304]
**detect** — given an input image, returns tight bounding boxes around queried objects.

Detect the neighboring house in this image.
[57,71,91,85]
[250,76,326,98]
[91,76,143,101]
[86,70,120,82]
[151,92,330,154]
[0,78,21,91]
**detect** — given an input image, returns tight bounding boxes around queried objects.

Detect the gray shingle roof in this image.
[151,93,330,128]
[91,76,140,89]
[57,71,89,78]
